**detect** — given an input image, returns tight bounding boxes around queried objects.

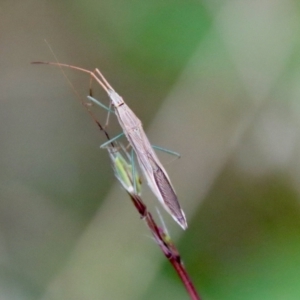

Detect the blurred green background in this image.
[2,1,300,299]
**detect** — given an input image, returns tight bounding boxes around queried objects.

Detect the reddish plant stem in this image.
[129,194,201,300]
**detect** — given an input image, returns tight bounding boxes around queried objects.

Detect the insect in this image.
[32,61,187,230]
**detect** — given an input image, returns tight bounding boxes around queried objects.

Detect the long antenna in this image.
[38,40,114,146]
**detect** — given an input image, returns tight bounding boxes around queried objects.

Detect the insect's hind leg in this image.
[151,145,181,159]
[131,149,138,194]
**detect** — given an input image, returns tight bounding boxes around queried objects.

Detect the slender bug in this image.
[32,61,187,230]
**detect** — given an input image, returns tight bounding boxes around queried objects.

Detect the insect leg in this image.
[87,96,114,114]
[131,149,137,194]
[100,132,124,148]
[151,145,181,159]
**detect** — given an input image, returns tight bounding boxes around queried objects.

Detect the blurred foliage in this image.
[74,1,211,79]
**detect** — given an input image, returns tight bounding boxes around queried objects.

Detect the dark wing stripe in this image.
[153,164,181,216]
